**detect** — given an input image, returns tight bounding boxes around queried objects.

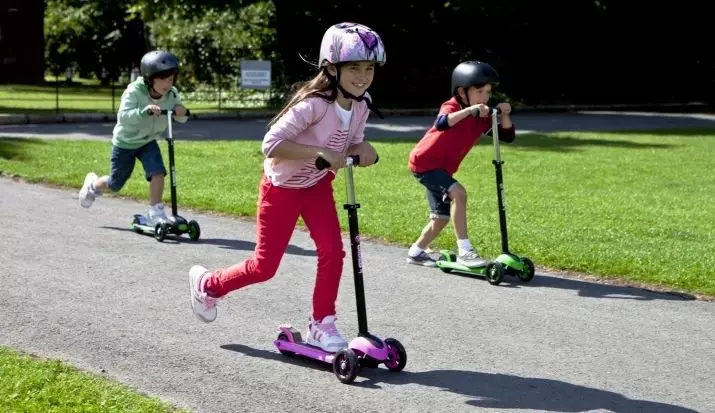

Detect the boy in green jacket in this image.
[78,50,189,225]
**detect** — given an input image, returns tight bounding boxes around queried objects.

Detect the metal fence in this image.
[0,70,277,115]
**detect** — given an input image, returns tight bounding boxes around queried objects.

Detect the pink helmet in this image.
[319,23,386,67]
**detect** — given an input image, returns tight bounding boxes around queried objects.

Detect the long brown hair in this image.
[268,68,338,128]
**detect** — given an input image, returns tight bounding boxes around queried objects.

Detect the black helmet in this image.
[140,50,180,80]
[451,61,500,95]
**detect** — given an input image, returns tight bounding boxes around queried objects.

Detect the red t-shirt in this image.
[408,97,494,176]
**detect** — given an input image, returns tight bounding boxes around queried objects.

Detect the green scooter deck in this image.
[435,250,535,285]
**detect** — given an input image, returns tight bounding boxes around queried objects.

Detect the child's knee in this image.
[447,183,467,203]
[251,258,281,283]
[316,236,345,260]
[147,171,166,182]
[431,217,449,229]
[107,171,130,192]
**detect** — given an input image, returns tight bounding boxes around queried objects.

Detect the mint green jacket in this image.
[112,77,189,149]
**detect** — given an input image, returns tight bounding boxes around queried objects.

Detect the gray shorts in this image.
[413,169,458,220]
[108,140,166,192]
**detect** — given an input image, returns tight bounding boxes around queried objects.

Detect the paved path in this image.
[1,178,712,413]
[1,111,714,141]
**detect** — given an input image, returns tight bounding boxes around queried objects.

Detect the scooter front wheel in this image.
[187,220,201,241]
[333,348,359,384]
[383,338,407,372]
[517,257,536,282]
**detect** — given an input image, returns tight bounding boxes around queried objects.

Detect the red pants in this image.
[205,173,345,321]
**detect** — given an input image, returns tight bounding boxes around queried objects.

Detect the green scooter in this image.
[435,107,535,285]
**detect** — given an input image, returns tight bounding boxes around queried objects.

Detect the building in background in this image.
[0,0,45,84]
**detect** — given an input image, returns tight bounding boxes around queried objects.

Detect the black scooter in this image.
[131,109,200,242]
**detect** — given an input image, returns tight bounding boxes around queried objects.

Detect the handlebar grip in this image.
[315,155,365,170]
[315,157,331,170]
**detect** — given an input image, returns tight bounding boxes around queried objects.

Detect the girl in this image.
[78,50,189,226]
[188,22,385,353]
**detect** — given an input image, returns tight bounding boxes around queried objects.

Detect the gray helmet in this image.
[140,50,180,79]
[451,61,500,95]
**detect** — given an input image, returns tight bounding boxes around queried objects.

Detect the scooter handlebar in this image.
[145,108,192,116]
[315,154,380,170]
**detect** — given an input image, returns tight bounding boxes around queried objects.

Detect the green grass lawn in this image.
[0,347,185,413]
[0,82,269,114]
[1,129,714,297]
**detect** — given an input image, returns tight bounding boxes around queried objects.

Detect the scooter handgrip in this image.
[374,154,379,164]
[315,157,330,170]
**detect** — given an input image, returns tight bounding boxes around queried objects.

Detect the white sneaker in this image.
[147,203,168,226]
[189,265,218,323]
[306,315,348,352]
[79,172,98,208]
[457,250,487,268]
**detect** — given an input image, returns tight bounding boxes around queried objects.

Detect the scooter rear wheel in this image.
[486,262,505,285]
[154,223,168,242]
[333,348,359,384]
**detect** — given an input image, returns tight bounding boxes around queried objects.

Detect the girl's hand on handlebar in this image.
[146,105,161,117]
[497,102,512,116]
[469,103,490,118]
[316,148,346,171]
[173,105,187,117]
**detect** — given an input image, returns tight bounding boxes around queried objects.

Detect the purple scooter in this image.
[273,154,407,384]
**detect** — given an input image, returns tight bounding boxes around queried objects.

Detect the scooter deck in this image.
[130,214,190,233]
[273,339,336,363]
[435,260,489,275]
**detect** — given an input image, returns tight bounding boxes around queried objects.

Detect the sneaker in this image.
[457,250,487,268]
[306,315,348,352]
[147,203,168,226]
[79,172,98,208]
[406,251,437,267]
[189,265,218,323]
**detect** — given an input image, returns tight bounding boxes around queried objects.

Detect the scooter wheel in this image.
[154,223,168,242]
[486,262,505,285]
[517,257,536,282]
[131,216,143,233]
[276,332,295,357]
[384,338,407,372]
[333,348,359,384]
[187,220,201,241]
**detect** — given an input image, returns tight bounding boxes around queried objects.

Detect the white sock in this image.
[408,244,424,257]
[457,239,473,255]
[89,181,102,196]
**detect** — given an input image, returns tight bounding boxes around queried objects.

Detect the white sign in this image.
[240,60,271,89]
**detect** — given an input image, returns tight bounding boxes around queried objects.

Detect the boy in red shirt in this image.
[406,60,516,267]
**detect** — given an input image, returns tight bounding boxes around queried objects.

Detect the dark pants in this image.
[108,140,167,192]
[413,169,458,220]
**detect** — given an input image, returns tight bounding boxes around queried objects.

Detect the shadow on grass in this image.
[606,127,715,137]
[0,137,46,161]
[374,134,677,152]
[220,344,698,413]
